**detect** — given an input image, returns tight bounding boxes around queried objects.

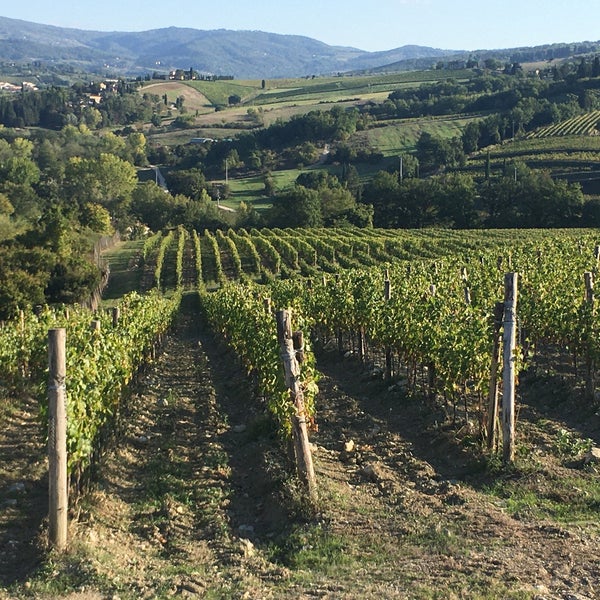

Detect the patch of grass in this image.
[407,519,473,557]
[101,239,145,301]
[21,553,116,598]
[406,583,535,600]
[483,472,600,525]
[268,523,354,572]
[361,115,478,156]
[186,80,261,106]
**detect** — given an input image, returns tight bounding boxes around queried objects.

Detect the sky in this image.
[2,0,600,53]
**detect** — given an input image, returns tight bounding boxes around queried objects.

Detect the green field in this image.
[357,115,479,156]
[142,71,600,206]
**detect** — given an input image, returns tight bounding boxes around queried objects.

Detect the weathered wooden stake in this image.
[584,271,595,401]
[293,330,305,364]
[384,274,392,380]
[358,327,366,363]
[486,301,505,451]
[464,286,472,306]
[263,297,272,314]
[90,319,101,335]
[276,309,317,502]
[48,328,68,551]
[111,306,120,328]
[502,273,518,463]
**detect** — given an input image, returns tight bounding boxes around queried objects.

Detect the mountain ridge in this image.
[0,16,455,78]
[1,16,599,80]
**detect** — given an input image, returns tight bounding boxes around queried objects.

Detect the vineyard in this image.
[527,110,600,139]
[1,226,600,598]
[467,134,600,179]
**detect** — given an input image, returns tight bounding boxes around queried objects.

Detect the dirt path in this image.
[50,293,294,598]
[0,394,47,586]
[1,295,599,599]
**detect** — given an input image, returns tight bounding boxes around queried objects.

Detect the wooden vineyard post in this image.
[427,283,437,400]
[502,273,518,463]
[584,272,595,401]
[111,306,120,328]
[486,302,505,451]
[358,327,367,364]
[48,328,68,551]
[264,297,272,314]
[384,272,393,380]
[276,309,317,502]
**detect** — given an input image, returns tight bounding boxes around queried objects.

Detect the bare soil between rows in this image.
[1,294,599,599]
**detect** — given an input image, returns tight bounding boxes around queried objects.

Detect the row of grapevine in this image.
[175,226,188,288]
[199,231,600,454]
[216,229,243,280]
[250,232,281,275]
[192,229,204,291]
[229,229,261,277]
[528,110,600,139]
[141,230,163,264]
[190,227,594,288]
[0,290,182,479]
[199,285,318,438]
[153,229,175,289]
[201,229,225,285]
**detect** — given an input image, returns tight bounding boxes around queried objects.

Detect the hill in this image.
[0,17,454,79]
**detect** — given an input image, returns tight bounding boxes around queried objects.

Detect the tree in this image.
[81,203,113,234]
[436,173,478,228]
[462,121,481,153]
[289,142,319,166]
[125,132,148,166]
[268,185,322,228]
[264,173,276,197]
[165,168,207,200]
[415,132,464,172]
[0,245,53,318]
[45,257,101,305]
[340,163,361,197]
[131,181,178,230]
[63,153,137,216]
[0,192,14,216]
[81,106,102,129]
[319,186,356,225]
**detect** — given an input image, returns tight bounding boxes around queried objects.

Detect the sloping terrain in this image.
[1,290,599,599]
[1,234,600,598]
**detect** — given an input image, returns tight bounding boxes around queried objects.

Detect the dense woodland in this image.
[2,53,600,315]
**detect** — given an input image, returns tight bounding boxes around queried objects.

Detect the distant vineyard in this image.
[182,227,589,286]
[527,110,600,139]
[466,132,600,175]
